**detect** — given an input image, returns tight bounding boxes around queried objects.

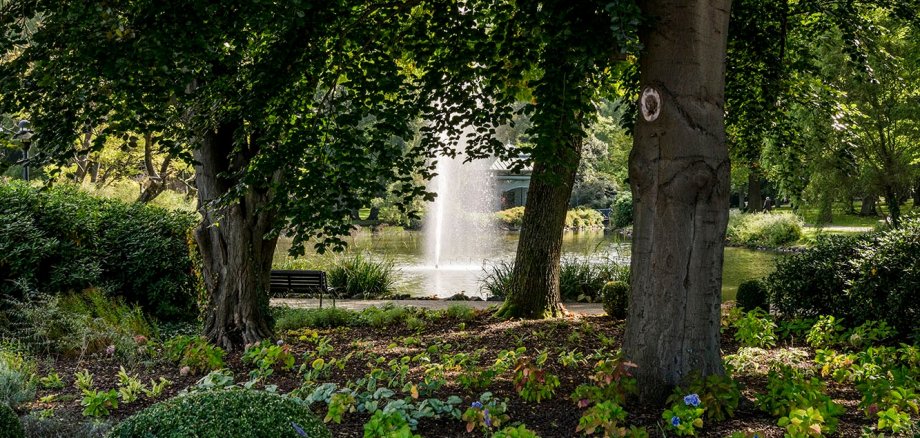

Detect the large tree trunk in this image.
[860,192,878,216]
[193,121,278,350]
[624,0,732,402]
[746,168,762,213]
[884,186,901,228]
[496,140,581,319]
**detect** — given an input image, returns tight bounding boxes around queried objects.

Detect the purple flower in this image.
[291,422,308,437]
[483,408,491,427]
[683,393,701,407]
[471,401,483,409]
[105,345,116,356]
[670,416,681,427]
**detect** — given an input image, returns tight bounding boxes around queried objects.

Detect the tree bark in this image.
[624,0,732,402]
[193,121,278,350]
[138,133,173,204]
[860,193,878,216]
[746,167,761,213]
[496,140,581,319]
[884,187,901,228]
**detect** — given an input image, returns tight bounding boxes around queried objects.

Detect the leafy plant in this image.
[326,253,397,299]
[116,367,145,404]
[242,340,296,378]
[74,369,94,393]
[875,406,913,433]
[756,367,844,434]
[577,400,631,437]
[662,393,704,436]
[667,372,740,421]
[777,407,827,437]
[571,355,638,408]
[733,309,777,348]
[493,424,542,438]
[164,335,226,374]
[38,372,64,389]
[0,349,36,409]
[81,388,118,417]
[513,352,560,403]
[142,377,172,399]
[806,315,846,348]
[324,392,356,424]
[462,393,510,434]
[363,410,420,438]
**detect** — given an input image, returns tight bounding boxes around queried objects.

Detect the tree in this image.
[1,1,506,348]
[495,0,640,318]
[624,0,732,401]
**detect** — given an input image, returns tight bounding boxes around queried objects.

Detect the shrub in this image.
[735,279,768,312]
[559,257,629,302]
[565,208,605,230]
[767,222,920,337]
[326,254,396,299]
[0,181,198,320]
[109,389,330,438]
[19,415,111,438]
[0,402,24,438]
[611,192,633,229]
[495,207,526,229]
[601,281,629,319]
[480,260,514,300]
[732,310,777,348]
[163,336,225,375]
[5,290,155,361]
[0,349,36,410]
[726,211,803,248]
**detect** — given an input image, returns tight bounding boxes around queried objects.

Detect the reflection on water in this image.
[275,229,779,300]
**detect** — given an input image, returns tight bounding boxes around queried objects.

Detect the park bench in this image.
[269,270,337,308]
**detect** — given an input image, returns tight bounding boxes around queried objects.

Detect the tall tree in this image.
[624,0,732,401]
[495,0,640,318]
[0,1,504,348]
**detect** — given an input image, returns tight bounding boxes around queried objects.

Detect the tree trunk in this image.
[193,121,278,350]
[624,0,732,402]
[496,140,581,319]
[884,187,901,228]
[860,193,878,216]
[913,179,920,207]
[747,168,761,213]
[817,193,833,224]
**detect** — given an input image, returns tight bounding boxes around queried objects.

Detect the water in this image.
[275,229,779,300]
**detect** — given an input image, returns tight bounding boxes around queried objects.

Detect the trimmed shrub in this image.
[611,192,633,229]
[496,207,526,229]
[735,279,768,312]
[565,208,605,230]
[601,281,629,319]
[108,389,330,438]
[326,254,396,299]
[726,212,803,248]
[0,181,198,320]
[0,402,24,438]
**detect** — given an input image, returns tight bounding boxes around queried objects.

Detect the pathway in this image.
[271,298,606,315]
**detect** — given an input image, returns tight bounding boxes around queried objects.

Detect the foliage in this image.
[726,212,803,248]
[777,407,828,437]
[362,410,420,438]
[326,254,397,299]
[0,402,24,438]
[559,257,630,303]
[274,307,356,331]
[734,279,768,312]
[163,336,226,375]
[80,389,118,418]
[668,373,741,422]
[601,281,629,319]
[756,367,844,434]
[242,341,296,378]
[38,372,63,390]
[610,192,633,229]
[662,393,705,436]
[493,424,541,438]
[576,400,629,437]
[806,315,846,349]
[461,393,509,434]
[0,349,36,410]
[115,367,144,404]
[110,389,329,438]
[767,222,920,336]
[444,304,476,321]
[564,208,605,231]
[480,260,514,300]
[512,353,560,403]
[571,355,638,408]
[0,181,198,320]
[732,310,777,348]
[495,207,526,229]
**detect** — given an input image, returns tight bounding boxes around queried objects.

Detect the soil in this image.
[29,311,878,437]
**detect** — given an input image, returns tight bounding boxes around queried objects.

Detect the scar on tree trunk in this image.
[496,139,582,319]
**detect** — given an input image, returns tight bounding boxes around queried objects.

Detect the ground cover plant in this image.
[3,300,918,437]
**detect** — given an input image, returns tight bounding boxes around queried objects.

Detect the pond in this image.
[275,229,779,301]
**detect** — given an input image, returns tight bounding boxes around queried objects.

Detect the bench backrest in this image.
[270,270,328,293]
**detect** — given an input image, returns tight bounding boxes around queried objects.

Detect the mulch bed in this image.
[30,311,875,437]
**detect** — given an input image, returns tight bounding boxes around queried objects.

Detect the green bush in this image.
[0,349,36,410]
[565,208,605,230]
[601,281,629,319]
[479,260,514,300]
[495,207,526,229]
[726,211,803,248]
[0,402,24,438]
[326,254,396,299]
[0,181,198,320]
[559,257,629,302]
[611,192,633,229]
[108,389,330,438]
[20,415,111,438]
[735,279,768,312]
